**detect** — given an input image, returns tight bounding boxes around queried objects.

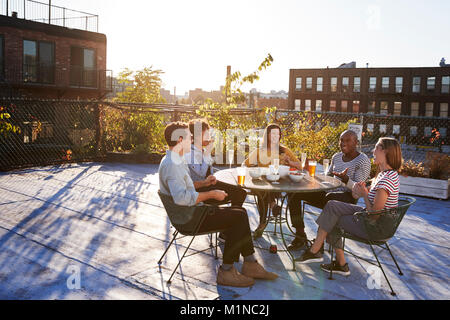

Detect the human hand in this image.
[352,181,368,198]
[205,175,217,187]
[212,190,227,201]
[332,168,349,183]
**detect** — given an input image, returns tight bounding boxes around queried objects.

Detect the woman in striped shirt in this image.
[296,137,402,276]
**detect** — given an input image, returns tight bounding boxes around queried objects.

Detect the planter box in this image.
[399,176,450,200]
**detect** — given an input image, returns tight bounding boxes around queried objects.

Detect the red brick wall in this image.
[0,24,107,99]
[256,98,288,110]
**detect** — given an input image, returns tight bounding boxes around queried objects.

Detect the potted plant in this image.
[398,152,450,200]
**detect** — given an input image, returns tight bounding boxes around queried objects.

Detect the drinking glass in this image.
[236,166,246,186]
[308,160,317,177]
[228,149,234,169]
[272,158,280,175]
[323,159,330,175]
[301,153,307,170]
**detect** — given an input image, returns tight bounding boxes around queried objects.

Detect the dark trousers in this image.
[288,190,357,236]
[197,180,247,207]
[255,193,280,226]
[196,206,255,264]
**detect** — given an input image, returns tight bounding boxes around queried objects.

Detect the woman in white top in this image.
[296,137,402,276]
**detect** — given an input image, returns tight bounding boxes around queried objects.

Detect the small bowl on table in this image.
[289,170,306,182]
[249,168,263,180]
[266,173,280,182]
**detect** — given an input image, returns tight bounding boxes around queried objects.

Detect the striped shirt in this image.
[329,152,371,192]
[368,170,400,209]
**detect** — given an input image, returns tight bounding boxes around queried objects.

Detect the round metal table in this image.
[214,168,344,271]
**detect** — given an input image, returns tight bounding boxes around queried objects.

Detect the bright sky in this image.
[51,0,450,95]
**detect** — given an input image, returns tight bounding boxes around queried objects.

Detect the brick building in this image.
[288,64,450,144]
[256,97,288,110]
[0,11,111,99]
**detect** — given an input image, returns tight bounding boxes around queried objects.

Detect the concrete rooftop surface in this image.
[0,162,448,300]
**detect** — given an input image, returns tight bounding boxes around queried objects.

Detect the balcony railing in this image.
[1,64,112,90]
[1,0,99,32]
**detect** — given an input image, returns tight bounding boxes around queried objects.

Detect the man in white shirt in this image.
[159,122,278,288]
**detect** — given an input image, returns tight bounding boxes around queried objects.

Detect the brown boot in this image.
[217,266,255,287]
[242,261,279,280]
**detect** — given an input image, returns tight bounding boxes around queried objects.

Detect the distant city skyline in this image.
[49,0,450,94]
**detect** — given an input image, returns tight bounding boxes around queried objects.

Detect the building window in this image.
[70,47,97,87]
[331,77,337,92]
[23,40,55,84]
[424,127,432,137]
[395,77,403,93]
[394,102,402,115]
[425,102,434,117]
[317,77,323,92]
[367,124,374,133]
[380,101,389,115]
[305,99,311,111]
[329,100,336,112]
[306,77,312,90]
[440,103,448,118]
[341,100,348,112]
[410,126,418,136]
[353,77,360,93]
[382,77,390,92]
[369,77,377,92]
[295,77,302,91]
[393,125,400,135]
[439,128,447,137]
[352,100,360,113]
[342,77,349,92]
[412,76,421,93]
[0,35,3,78]
[442,76,450,93]
[316,100,322,112]
[379,124,387,134]
[368,101,376,114]
[294,99,301,111]
[411,102,419,116]
[427,77,436,91]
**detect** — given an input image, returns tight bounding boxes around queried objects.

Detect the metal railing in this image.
[0,99,448,171]
[0,64,112,90]
[1,0,99,32]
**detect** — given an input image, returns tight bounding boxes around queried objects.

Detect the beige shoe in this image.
[217,266,255,288]
[242,261,279,280]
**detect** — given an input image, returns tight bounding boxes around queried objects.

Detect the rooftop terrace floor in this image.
[0,163,448,300]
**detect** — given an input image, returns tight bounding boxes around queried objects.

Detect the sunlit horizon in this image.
[49,0,450,95]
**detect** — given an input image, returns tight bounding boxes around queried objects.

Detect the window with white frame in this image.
[331,77,337,92]
[412,77,421,93]
[305,99,311,111]
[424,127,432,137]
[442,76,450,93]
[394,102,402,115]
[369,77,377,92]
[380,101,388,115]
[410,126,418,136]
[295,78,302,91]
[379,124,387,133]
[295,99,301,111]
[353,77,360,92]
[393,125,400,135]
[427,77,436,90]
[425,103,434,117]
[317,77,323,92]
[395,77,403,93]
[382,77,389,92]
[316,100,322,112]
[306,77,312,90]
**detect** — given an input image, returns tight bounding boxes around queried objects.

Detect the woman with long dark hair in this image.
[244,124,300,237]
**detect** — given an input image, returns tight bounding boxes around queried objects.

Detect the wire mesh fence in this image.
[1,98,449,172]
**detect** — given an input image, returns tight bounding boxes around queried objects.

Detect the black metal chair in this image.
[327,196,416,296]
[157,191,226,284]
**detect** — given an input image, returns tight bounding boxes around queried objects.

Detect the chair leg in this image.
[215,232,219,260]
[385,243,403,276]
[328,243,334,280]
[158,230,179,266]
[167,234,197,284]
[369,242,396,296]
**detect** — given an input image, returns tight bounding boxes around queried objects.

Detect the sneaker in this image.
[217,266,255,287]
[241,261,279,280]
[295,249,323,264]
[218,232,226,243]
[287,235,308,251]
[320,261,351,276]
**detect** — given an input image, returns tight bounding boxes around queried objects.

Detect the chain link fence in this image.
[1,98,449,172]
